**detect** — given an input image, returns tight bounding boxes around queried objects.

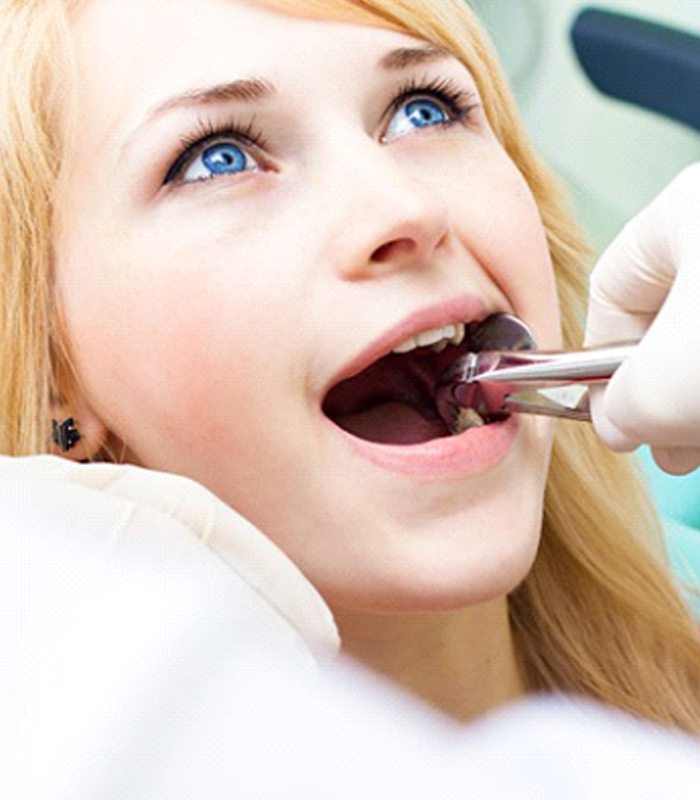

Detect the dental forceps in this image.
[458,341,639,421]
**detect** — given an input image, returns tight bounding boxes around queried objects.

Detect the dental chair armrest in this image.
[572,8,700,133]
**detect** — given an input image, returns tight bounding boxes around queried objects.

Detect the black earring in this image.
[51,417,81,452]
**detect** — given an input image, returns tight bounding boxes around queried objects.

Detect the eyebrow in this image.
[121,43,452,153]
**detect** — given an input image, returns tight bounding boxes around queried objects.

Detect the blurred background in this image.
[471,0,700,250]
[468,0,700,588]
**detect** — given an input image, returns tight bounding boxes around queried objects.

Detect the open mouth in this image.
[321,319,510,445]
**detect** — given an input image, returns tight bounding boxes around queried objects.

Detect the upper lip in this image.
[321,293,508,398]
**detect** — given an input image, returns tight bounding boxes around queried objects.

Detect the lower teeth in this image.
[449,408,486,435]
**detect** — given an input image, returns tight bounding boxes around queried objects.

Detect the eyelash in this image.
[164,75,479,186]
[389,74,478,128]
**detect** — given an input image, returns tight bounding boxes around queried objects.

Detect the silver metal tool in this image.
[435,313,638,423]
[459,341,638,421]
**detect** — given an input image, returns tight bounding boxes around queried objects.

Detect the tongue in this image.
[335,401,449,445]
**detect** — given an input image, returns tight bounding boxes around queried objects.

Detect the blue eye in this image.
[199,142,249,174]
[381,76,477,144]
[165,139,260,185]
[383,97,450,143]
[406,98,449,127]
[165,77,478,187]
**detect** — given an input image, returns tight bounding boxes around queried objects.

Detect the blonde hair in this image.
[2,0,700,732]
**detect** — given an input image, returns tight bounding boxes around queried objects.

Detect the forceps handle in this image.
[473,341,638,422]
[504,386,593,421]
[472,341,638,386]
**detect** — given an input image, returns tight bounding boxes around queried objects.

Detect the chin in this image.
[316,530,541,614]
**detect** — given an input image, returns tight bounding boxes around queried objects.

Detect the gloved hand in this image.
[584,164,700,475]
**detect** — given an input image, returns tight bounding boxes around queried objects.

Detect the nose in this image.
[325,144,452,282]
[368,202,450,271]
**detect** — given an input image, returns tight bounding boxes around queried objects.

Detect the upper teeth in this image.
[392,323,466,355]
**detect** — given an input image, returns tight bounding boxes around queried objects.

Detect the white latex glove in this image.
[584,164,700,475]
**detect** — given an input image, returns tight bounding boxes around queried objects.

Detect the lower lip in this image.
[323,413,520,481]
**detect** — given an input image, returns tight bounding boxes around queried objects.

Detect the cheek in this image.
[56,186,312,478]
[58,252,284,461]
[451,154,561,348]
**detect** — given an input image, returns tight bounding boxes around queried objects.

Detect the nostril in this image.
[370,238,415,264]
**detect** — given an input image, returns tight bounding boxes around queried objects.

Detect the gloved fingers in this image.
[584,209,675,350]
[583,165,700,462]
[583,164,700,349]
[588,272,700,448]
[587,384,642,452]
[650,446,700,476]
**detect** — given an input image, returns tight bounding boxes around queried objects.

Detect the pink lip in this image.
[322,413,520,481]
[321,293,494,398]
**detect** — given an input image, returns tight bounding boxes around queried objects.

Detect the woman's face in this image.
[54,0,561,611]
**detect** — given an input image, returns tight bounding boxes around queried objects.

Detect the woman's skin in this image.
[52,0,561,720]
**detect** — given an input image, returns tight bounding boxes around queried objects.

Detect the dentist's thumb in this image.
[583,164,700,475]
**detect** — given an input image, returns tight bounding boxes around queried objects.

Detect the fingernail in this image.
[651,447,700,476]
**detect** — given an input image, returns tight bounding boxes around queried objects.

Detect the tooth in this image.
[392,337,418,354]
[416,327,447,347]
[450,408,486,434]
[393,323,464,355]
[451,324,466,346]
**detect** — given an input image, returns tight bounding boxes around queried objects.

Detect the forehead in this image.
[68,0,427,152]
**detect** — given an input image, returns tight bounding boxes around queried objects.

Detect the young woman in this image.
[2,0,699,733]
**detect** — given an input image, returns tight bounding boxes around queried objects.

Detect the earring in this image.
[51,417,81,452]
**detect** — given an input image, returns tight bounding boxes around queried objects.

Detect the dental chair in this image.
[571,7,700,611]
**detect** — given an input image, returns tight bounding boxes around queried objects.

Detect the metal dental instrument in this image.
[436,313,638,422]
[458,341,638,421]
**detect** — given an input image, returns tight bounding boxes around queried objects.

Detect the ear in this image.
[49,393,112,463]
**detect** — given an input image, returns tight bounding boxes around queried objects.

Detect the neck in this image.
[332,597,526,723]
